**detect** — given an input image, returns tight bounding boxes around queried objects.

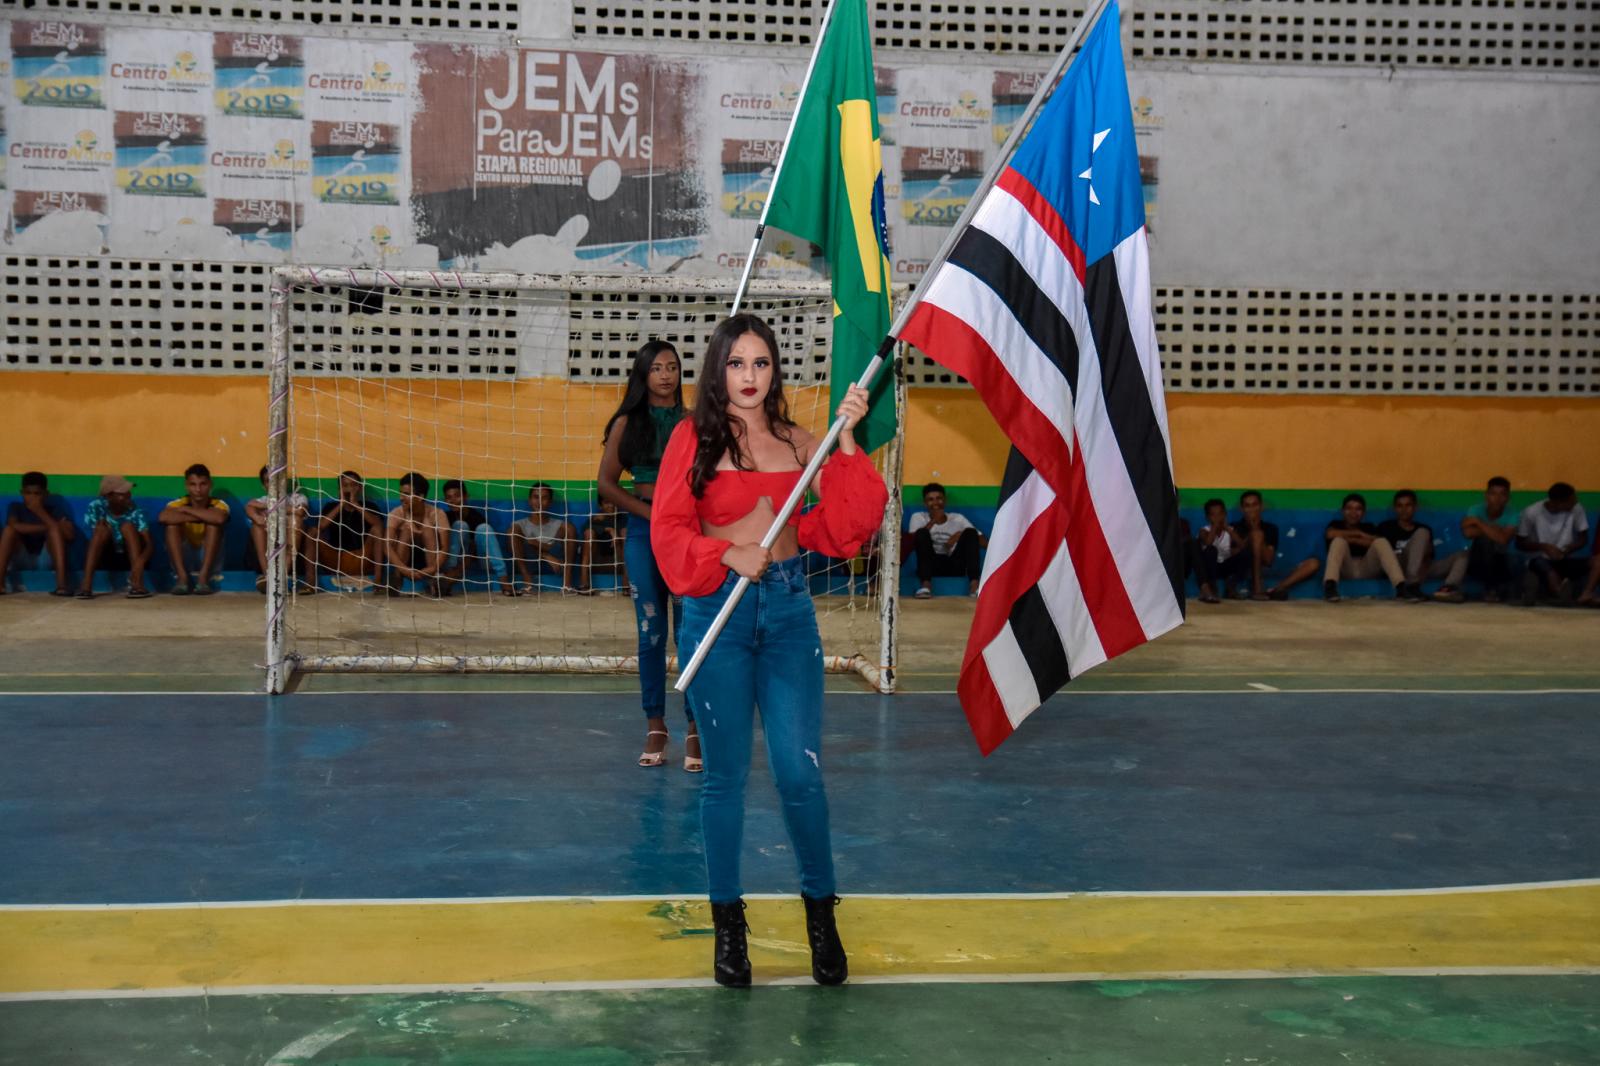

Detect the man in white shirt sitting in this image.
[1516,481,1590,604]
[904,482,986,599]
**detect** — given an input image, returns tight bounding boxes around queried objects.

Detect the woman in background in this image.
[597,340,698,770]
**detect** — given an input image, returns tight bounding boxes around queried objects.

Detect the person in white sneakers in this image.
[904,482,985,598]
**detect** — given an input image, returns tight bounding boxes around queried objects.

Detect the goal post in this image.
[264,266,904,697]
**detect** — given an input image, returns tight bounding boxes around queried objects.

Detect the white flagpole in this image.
[676,0,1119,694]
[728,0,845,315]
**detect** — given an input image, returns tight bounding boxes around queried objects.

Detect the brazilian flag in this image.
[764,0,896,454]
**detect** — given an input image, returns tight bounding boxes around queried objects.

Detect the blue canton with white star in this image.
[1007,0,1145,267]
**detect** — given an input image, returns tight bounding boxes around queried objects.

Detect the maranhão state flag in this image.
[897,0,1185,754]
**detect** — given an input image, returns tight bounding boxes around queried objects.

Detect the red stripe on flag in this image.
[1060,429,1147,657]
[900,302,1075,494]
[996,168,1087,286]
[958,493,1071,754]
[958,661,1013,756]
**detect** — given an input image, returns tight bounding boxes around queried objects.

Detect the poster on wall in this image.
[897,144,980,268]
[11,21,105,111]
[893,67,991,149]
[12,189,107,241]
[114,110,206,199]
[410,45,705,271]
[304,38,408,117]
[8,120,114,189]
[213,196,299,253]
[210,125,306,198]
[311,119,400,206]
[214,32,303,120]
[876,66,897,148]
[992,68,1045,146]
[108,29,211,109]
[720,137,782,222]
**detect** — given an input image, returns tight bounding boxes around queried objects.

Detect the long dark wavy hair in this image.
[689,314,799,497]
[602,339,685,473]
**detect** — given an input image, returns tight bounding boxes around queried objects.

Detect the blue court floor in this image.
[1,686,1598,1064]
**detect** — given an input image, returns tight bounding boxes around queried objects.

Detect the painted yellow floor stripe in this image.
[3,886,1597,993]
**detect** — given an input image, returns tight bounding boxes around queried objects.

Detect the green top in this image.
[626,404,685,485]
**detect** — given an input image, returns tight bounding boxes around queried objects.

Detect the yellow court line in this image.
[3,886,1597,993]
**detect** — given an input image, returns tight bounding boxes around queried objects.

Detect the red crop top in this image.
[650,419,889,597]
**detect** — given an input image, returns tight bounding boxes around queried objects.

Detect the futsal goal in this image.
[264,267,904,696]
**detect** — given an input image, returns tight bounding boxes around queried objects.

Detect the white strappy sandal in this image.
[638,730,669,768]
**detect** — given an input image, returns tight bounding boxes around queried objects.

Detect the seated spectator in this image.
[905,482,985,599]
[1578,528,1600,608]
[386,472,451,595]
[440,479,515,597]
[1516,482,1590,604]
[0,471,76,596]
[1234,490,1280,600]
[1193,498,1246,604]
[1268,493,1405,601]
[511,482,579,593]
[1376,489,1433,602]
[245,465,314,594]
[577,498,627,594]
[78,476,153,599]
[1433,476,1516,603]
[159,463,229,596]
[309,470,386,585]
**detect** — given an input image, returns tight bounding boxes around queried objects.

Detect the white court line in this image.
[5,966,1598,1003]
[3,688,1599,698]
[5,878,1597,911]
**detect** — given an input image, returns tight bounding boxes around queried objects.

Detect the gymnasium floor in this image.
[1,598,1597,1064]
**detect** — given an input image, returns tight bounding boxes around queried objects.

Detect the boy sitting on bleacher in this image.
[1376,490,1433,603]
[246,464,314,594]
[905,482,985,599]
[386,472,451,596]
[159,463,230,596]
[0,472,76,596]
[78,476,153,600]
[440,479,515,597]
[1432,477,1517,603]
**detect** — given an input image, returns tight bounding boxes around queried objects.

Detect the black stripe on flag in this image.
[995,443,1037,511]
[1084,257,1186,612]
[1008,584,1071,698]
[947,226,1081,392]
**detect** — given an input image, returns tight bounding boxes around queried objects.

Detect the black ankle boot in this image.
[802,894,848,986]
[710,899,752,988]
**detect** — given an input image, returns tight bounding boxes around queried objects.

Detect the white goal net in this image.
[264,267,903,695]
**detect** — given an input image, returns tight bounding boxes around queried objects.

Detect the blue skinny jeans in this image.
[680,555,834,903]
[626,513,688,722]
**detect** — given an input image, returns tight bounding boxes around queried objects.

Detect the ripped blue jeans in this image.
[625,514,688,722]
[679,555,834,903]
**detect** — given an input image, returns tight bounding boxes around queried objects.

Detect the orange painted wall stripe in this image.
[1,372,1596,491]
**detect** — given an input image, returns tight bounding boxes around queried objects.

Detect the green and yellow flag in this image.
[763,0,896,454]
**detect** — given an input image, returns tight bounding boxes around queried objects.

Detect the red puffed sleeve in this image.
[650,420,734,597]
[796,445,889,558]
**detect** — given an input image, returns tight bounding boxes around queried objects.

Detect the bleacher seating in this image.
[6,490,1594,600]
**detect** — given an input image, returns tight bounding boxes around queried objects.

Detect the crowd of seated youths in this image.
[1188,479,1597,606]
[6,468,1596,608]
[0,467,627,600]
[896,478,1597,608]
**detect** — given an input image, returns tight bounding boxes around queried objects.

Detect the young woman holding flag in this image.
[651,313,888,987]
